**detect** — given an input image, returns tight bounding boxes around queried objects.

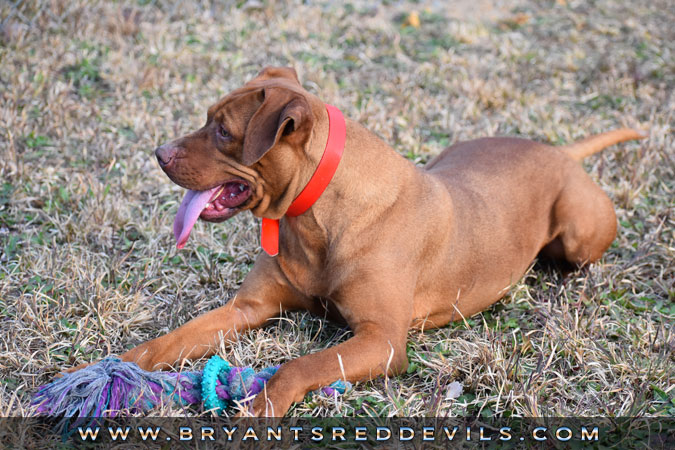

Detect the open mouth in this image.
[200,181,251,221]
[173,180,251,249]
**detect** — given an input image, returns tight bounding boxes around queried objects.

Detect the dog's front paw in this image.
[119,340,169,371]
[243,382,299,417]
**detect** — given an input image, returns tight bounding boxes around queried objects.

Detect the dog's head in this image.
[155,67,319,248]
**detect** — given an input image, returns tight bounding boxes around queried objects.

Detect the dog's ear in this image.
[242,87,313,166]
[255,66,300,84]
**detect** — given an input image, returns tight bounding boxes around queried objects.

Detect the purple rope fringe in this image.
[32,358,201,419]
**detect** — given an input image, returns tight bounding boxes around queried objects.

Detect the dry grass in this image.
[0,0,673,418]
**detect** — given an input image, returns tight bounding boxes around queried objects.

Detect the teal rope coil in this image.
[201,355,231,413]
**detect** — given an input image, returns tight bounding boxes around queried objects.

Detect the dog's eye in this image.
[219,125,231,140]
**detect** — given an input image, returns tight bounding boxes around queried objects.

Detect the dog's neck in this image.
[283,115,432,254]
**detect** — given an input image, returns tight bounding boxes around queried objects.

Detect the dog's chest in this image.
[275,218,333,296]
[276,252,330,297]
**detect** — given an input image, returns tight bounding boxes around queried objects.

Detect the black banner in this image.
[1,416,673,448]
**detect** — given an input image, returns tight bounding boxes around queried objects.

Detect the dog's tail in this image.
[561,128,647,161]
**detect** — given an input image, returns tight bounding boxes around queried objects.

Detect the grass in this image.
[0,0,673,419]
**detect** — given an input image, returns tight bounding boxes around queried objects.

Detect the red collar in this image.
[261,104,345,256]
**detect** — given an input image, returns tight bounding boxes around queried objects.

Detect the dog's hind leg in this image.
[542,172,617,267]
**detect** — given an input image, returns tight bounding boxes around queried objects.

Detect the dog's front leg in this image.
[116,254,308,371]
[247,324,409,417]
[247,282,412,417]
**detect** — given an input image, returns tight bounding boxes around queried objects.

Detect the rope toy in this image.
[32,356,350,421]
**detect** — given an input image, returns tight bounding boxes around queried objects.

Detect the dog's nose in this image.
[155,144,178,167]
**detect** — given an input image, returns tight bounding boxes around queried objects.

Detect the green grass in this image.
[0,0,672,422]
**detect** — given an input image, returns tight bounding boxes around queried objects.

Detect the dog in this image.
[99,67,645,416]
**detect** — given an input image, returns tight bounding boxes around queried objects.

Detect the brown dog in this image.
[113,67,645,416]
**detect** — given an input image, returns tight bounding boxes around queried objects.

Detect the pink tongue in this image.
[173,186,221,249]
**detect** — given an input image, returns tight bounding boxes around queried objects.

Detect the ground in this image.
[0,0,673,418]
